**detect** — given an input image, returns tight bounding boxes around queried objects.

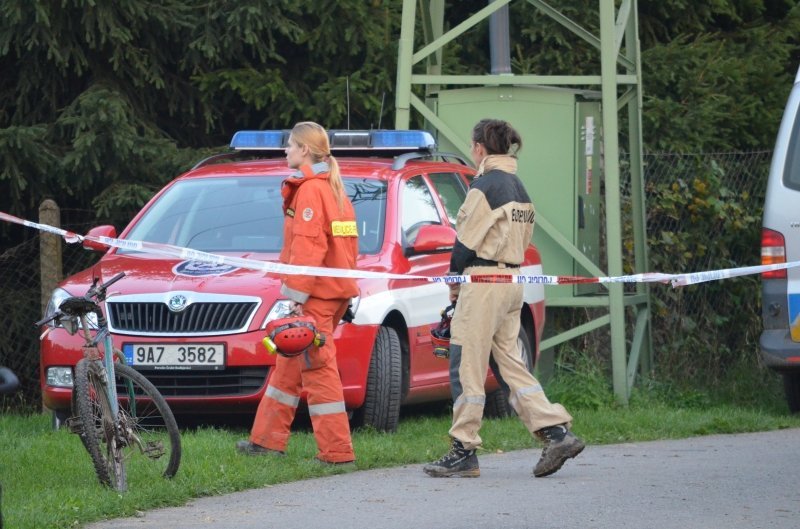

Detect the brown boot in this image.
[533,425,584,477]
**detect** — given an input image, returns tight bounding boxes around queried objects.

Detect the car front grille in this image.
[119,366,269,398]
[107,300,258,335]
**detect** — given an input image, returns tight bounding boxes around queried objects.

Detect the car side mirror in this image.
[409,224,456,256]
[82,225,117,252]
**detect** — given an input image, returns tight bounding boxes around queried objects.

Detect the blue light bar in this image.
[229,129,436,152]
[369,130,435,149]
[230,131,286,150]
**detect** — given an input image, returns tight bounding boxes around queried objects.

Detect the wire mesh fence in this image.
[0,151,773,413]
[635,151,769,381]
[0,237,41,411]
[0,209,106,412]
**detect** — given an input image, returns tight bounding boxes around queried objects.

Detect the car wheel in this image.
[783,372,800,413]
[351,326,402,432]
[51,409,70,431]
[484,326,534,419]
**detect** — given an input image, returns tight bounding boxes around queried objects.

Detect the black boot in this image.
[423,438,480,478]
[533,424,585,477]
[235,440,286,457]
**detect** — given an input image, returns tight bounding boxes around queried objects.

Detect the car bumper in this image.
[759,329,800,371]
[40,322,378,414]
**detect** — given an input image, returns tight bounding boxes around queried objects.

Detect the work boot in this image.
[236,440,286,457]
[423,438,480,478]
[533,424,585,477]
[314,456,356,468]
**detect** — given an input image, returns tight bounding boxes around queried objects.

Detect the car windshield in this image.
[122,176,387,255]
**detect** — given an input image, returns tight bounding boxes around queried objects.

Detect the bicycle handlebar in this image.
[34,312,60,327]
[0,367,19,395]
[100,272,126,293]
[87,272,126,301]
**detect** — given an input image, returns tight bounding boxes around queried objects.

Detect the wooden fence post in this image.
[39,199,62,316]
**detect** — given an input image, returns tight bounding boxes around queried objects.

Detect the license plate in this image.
[122,343,226,370]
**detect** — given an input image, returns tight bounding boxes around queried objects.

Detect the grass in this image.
[2,365,799,529]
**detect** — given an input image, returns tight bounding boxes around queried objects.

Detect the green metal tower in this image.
[395,0,651,403]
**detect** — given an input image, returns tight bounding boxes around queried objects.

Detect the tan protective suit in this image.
[448,155,572,450]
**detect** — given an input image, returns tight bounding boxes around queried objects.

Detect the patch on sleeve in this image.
[302,208,314,221]
[331,220,358,237]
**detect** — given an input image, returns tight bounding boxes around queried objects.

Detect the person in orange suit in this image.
[237,121,359,465]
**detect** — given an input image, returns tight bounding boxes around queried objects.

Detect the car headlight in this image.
[261,300,297,329]
[43,287,98,330]
[349,295,360,317]
[260,297,361,328]
[46,367,74,388]
[43,288,71,327]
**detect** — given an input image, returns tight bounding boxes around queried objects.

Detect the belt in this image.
[469,258,520,269]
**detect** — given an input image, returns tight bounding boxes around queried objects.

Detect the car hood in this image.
[59,253,282,299]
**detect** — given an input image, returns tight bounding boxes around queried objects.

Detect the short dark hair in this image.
[471,119,522,156]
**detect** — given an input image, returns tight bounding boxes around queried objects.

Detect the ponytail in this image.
[327,155,346,213]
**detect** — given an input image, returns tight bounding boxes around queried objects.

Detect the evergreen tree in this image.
[443,0,799,151]
[0,0,798,242]
[0,0,401,232]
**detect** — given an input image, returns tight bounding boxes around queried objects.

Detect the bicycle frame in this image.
[78,315,121,418]
[77,306,141,428]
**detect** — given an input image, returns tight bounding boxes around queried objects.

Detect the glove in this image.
[448,283,460,303]
[342,303,355,323]
[447,271,461,302]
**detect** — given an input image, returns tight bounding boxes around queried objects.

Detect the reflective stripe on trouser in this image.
[250,297,355,463]
[449,265,572,450]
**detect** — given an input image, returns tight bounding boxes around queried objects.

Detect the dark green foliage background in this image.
[1,1,799,406]
[1,1,798,228]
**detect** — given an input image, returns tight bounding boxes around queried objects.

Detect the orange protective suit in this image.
[279,164,359,302]
[249,163,359,463]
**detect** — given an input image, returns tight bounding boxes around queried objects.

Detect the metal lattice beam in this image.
[395,0,651,402]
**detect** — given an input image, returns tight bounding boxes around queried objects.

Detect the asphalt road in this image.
[87,428,800,529]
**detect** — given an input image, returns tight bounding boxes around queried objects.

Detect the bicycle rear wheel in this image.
[112,363,182,481]
[73,358,125,489]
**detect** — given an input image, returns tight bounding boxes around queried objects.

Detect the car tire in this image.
[351,326,402,433]
[783,372,800,413]
[484,326,534,419]
[484,384,513,419]
[51,409,70,431]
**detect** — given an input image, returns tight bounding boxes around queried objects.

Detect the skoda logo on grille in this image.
[168,294,188,313]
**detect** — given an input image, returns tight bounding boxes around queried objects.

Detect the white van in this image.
[760,66,800,412]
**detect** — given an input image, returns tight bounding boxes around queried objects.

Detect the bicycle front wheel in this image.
[73,358,126,490]
[112,363,182,481]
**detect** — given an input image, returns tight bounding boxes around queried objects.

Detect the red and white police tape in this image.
[2,210,797,288]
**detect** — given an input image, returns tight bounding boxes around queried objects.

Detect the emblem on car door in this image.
[168,294,188,312]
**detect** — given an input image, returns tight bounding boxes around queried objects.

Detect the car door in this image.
[399,171,469,388]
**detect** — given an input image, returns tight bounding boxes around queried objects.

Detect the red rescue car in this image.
[40,130,545,431]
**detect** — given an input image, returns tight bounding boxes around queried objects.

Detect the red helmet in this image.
[263,316,326,357]
[430,303,455,359]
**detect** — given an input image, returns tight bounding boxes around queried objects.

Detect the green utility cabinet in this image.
[434,86,603,297]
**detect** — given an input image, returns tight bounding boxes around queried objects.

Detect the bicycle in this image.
[0,367,18,529]
[37,272,181,491]
[0,367,18,395]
